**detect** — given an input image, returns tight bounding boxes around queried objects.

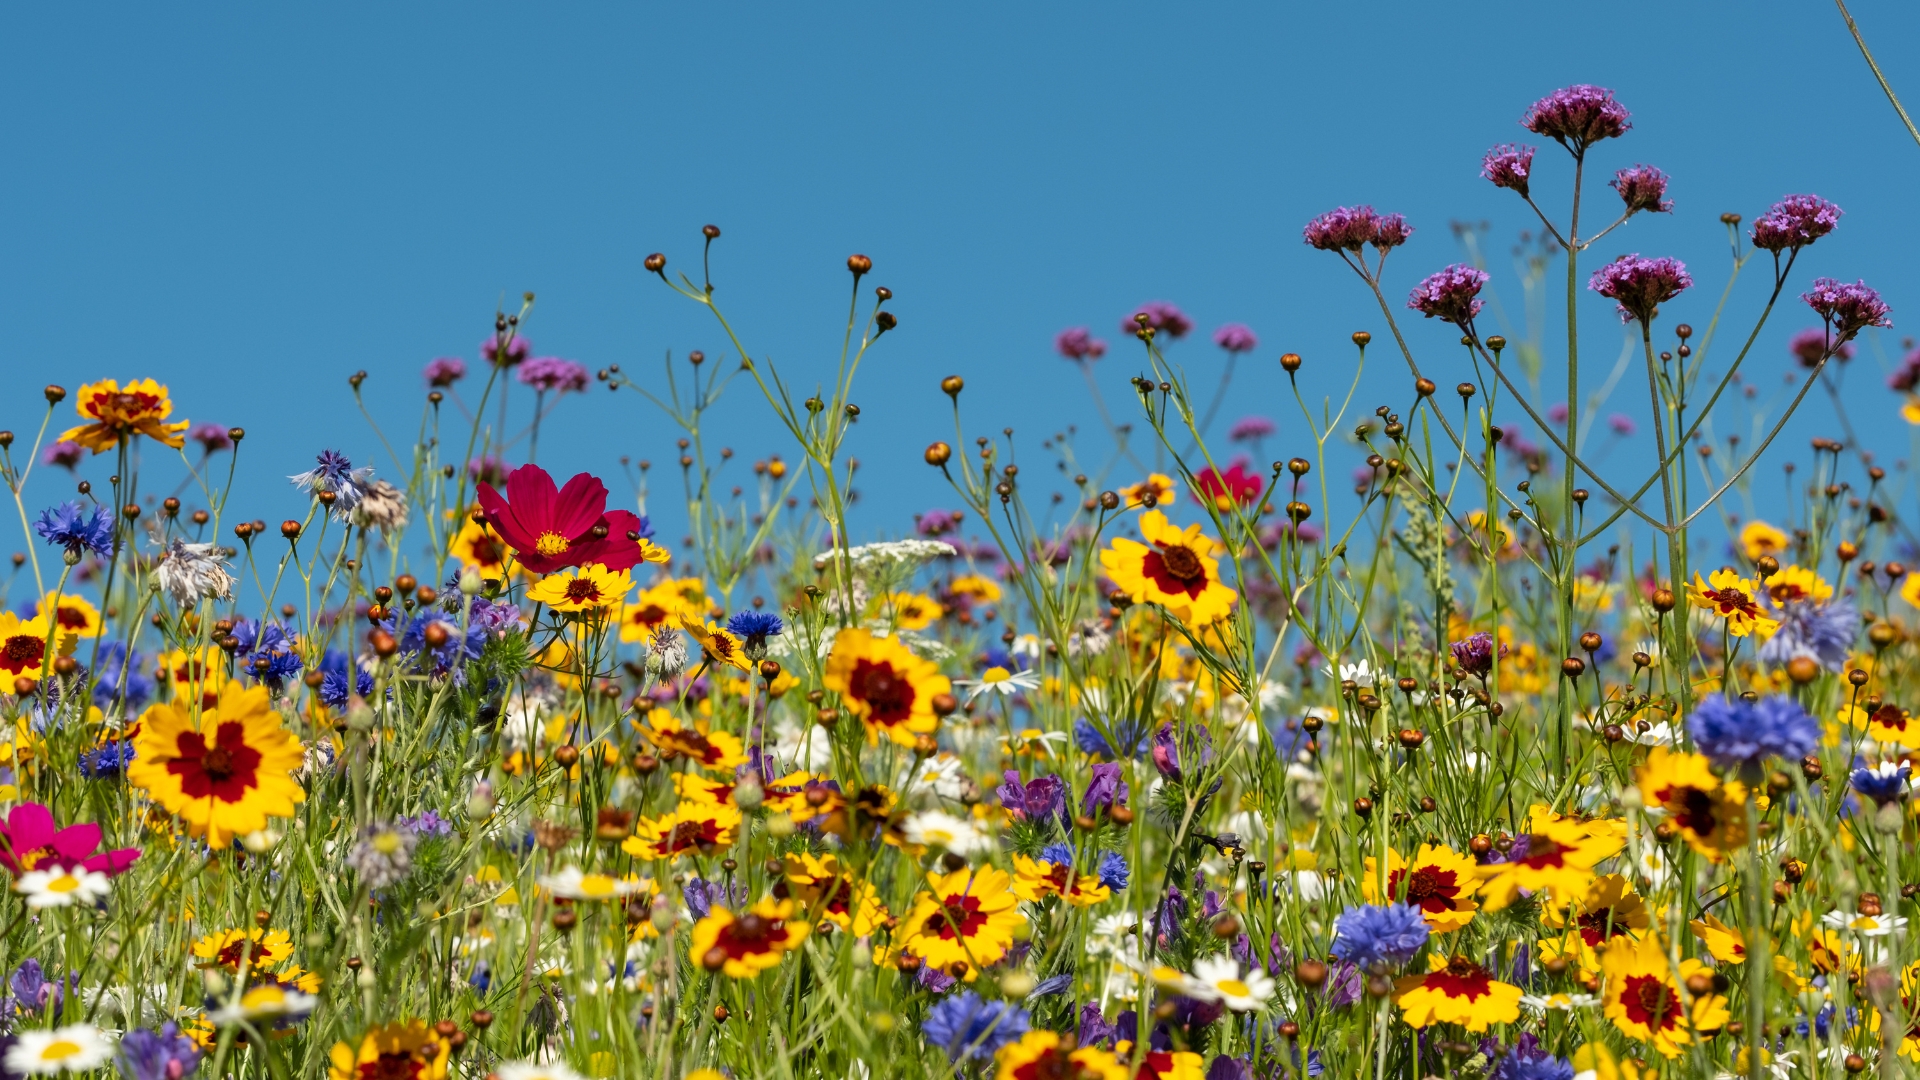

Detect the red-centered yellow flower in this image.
[678,612,750,672]
[1636,747,1747,860]
[993,1031,1129,1080]
[0,613,75,682]
[1688,913,1746,964]
[638,709,746,773]
[1859,701,1918,750]
[127,683,305,849]
[618,578,706,642]
[1131,1051,1206,1080]
[1686,568,1779,638]
[1011,854,1112,907]
[448,514,518,580]
[1392,955,1522,1031]
[1541,874,1648,970]
[58,378,190,453]
[898,866,1025,980]
[1476,818,1622,911]
[671,772,739,806]
[950,574,1002,604]
[1762,564,1831,605]
[160,646,229,711]
[1099,511,1236,625]
[191,927,295,973]
[327,1020,449,1080]
[1739,520,1789,562]
[781,852,887,935]
[36,593,102,639]
[1362,843,1479,932]
[622,801,741,861]
[1600,935,1730,1058]
[1570,1043,1656,1080]
[823,628,949,747]
[689,898,809,978]
[1120,473,1177,510]
[881,591,945,630]
[526,563,633,612]
[1808,928,1858,977]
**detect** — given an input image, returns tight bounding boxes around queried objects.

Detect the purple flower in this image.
[1751,195,1842,253]
[1588,255,1692,325]
[467,454,508,485]
[1056,327,1108,361]
[1851,761,1911,807]
[1406,264,1488,326]
[1790,327,1853,368]
[118,1022,202,1080]
[1330,903,1430,972]
[35,501,116,560]
[1607,413,1636,436]
[1480,144,1536,197]
[482,335,532,367]
[1490,1033,1574,1080]
[1802,278,1892,338]
[1371,213,1414,250]
[190,423,233,454]
[1213,323,1258,354]
[1610,164,1672,214]
[1151,721,1214,781]
[1449,631,1503,677]
[922,991,1029,1063]
[1546,402,1569,424]
[1228,416,1275,442]
[1521,84,1631,152]
[1302,206,1411,252]
[1889,347,1920,392]
[1122,302,1193,340]
[517,357,590,393]
[39,441,83,471]
[1759,595,1857,672]
[1078,1003,1116,1049]
[914,509,963,537]
[1206,1056,1253,1080]
[1688,694,1819,774]
[424,356,467,387]
[998,770,1068,828]
[1081,761,1130,817]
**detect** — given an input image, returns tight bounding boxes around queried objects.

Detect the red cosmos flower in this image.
[476,464,649,574]
[1190,458,1264,513]
[0,802,139,878]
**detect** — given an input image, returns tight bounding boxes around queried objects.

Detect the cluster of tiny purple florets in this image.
[1121,301,1193,340]
[1521,84,1631,150]
[1751,195,1841,253]
[1802,278,1893,337]
[1588,255,1692,325]
[1055,327,1107,361]
[517,356,591,393]
[1405,265,1488,326]
[1302,206,1413,253]
[1480,144,1535,197]
[1610,164,1672,215]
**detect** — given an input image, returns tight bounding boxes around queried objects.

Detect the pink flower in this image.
[1802,278,1891,338]
[1121,302,1192,340]
[1521,85,1631,152]
[1190,458,1265,512]
[39,442,83,471]
[424,357,467,386]
[1055,327,1108,361]
[1610,165,1672,215]
[1213,323,1258,354]
[1790,328,1852,368]
[1481,144,1536,197]
[1228,416,1275,442]
[1406,265,1489,326]
[482,335,532,367]
[1751,196,1841,254]
[0,802,139,878]
[1588,255,1692,325]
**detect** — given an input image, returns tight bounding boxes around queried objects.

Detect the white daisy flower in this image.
[497,1061,589,1080]
[5,1025,114,1075]
[900,811,994,858]
[209,983,318,1025]
[14,868,110,910]
[1520,991,1599,1012]
[899,753,969,803]
[1184,955,1275,1012]
[1821,910,1907,938]
[954,665,1040,705]
[537,866,649,901]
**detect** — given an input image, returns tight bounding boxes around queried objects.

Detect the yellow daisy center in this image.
[981,666,1012,684]
[1220,978,1250,997]
[535,531,570,557]
[40,1041,83,1061]
[47,874,81,894]
[372,831,404,855]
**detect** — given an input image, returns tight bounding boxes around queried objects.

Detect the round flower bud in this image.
[925,442,952,466]
[1279,352,1302,372]
[941,375,964,397]
[1351,332,1371,347]
[1650,589,1675,612]
[702,224,721,239]
[847,254,872,275]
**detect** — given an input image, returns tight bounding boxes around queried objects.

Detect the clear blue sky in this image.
[4,1,1917,572]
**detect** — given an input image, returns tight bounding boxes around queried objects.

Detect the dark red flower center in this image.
[167,721,262,802]
[1664,784,1719,838]
[468,534,506,567]
[629,603,669,628]
[713,912,787,959]
[923,893,987,940]
[563,579,602,603]
[1702,587,1761,619]
[659,818,722,855]
[53,608,88,630]
[0,635,44,674]
[1577,905,1631,946]
[848,659,915,724]
[357,1053,428,1080]
[1622,973,1680,1030]
[1422,956,1494,1001]
[1514,835,1567,869]
[1140,544,1208,598]
[1394,865,1459,913]
[1012,1048,1096,1080]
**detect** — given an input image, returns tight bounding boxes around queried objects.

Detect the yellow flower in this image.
[618,578,707,642]
[526,563,633,612]
[1688,913,1745,964]
[1120,474,1176,509]
[1362,844,1479,932]
[1540,874,1648,970]
[1738,520,1789,562]
[1901,570,1920,612]
[882,591,945,630]
[1904,396,1920,426]
[637,709,747,773]
[191,928,295,973]
[1600,935,1729,1058]
[0,612,77,685]
[1476,818,1622,911]
[1686,568,1779,638]
[58,378,190,453]
[993,1031,1129,1080]
[1762,564,1831,605]
[448,513,518,580]
[622,801,742,861]
[1099,510,1236,625]
[327,1021,449,1080]
[1012,853,1112,907]
[128,683,305,849]
[823,628,950,747]
[897,866,1025,980]
[1392,955,1522,1031]
[949,574,1002,603]
[1570,1042,1655,1080]
[160,646,229,711]
[783,852,887,934]
[690,898,810,978]
[678,613,751,672]
[35,593,102,639]
[1635,747,1747,860]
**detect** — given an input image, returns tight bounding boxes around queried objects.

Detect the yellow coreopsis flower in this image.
[1099,510,1237,626]
[1392,954,1522,1031]
[1636,747,1747,860]
[328,1021,449,1080]
[1687,568,1779,638]
[823,628,950,747]
[1476,817,1623,911]
[526,563,633,612]
[127,683,305,849]
[59,378,190,453]
[689,898,809,978]
[1738,519,1789,562]
[0,612,76,683]
[1600,935,1730,1058]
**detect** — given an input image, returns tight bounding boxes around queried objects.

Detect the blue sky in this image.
[4,1,1917,569]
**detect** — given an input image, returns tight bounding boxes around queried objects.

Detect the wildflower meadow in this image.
[7,78,1920,1080]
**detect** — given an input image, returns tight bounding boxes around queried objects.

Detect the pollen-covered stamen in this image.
[535,531,570,557]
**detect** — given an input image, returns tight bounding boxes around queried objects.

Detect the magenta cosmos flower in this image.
[0,802,139,877]
[1802,278,1892,338]
[1406,265,1489,326]
[1522,85,1631,153]
[1191,458,1265,512]
[476,464,652,574]
[1751,196,1841,254]
[1589,255,1692,325]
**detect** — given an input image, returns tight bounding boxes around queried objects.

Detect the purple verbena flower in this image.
[517,357,590,393]
[423,356,467,387]
[914,509,963,537]
[482,335,532,367]
[1546,402,1569,424]
[1056,326,1108,361]
[1802,278,1892,339]
[190,423,233,454]
[1610,164,1672,214]
[1213,323,1258,354]
[1449,631,1503,677]
[1370,213,1414,251]
[1751,195,1841,253]
[1791,327,1853,368]
[1303,206,1381,252]
[1228,416,1275,442]
[1588,254,1691,325]
[39,441,82,471]
[1606,413,1636,436]
[1122,302,1192,340]
[1481,144,1536,197]
[1406,265,1488,326]
[1521,85,1631,152]
[1889,347,1920,392]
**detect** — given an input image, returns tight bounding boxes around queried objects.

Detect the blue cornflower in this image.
[33,502,115,560]
[317,650,374,708]
[1489,1033,1574,1080]
[1758,597,1858,672]
[289,449,375,520]
[118,1022,203,1080]
[1073,716,1148,758]
[78,742,136,779]
[1851,761,1911,807]
[1329,903,1430,972]
[1039,842,1075,866]
[1688,694,1819,775]
[232,619,303,691]
[725,610,785,660]
[921,990,1029,1063]
[90,641,153,711]
[1098,851,1130,890]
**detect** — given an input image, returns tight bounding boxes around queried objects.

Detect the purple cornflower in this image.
[1303,205,1381,252]
[1329,903,1429,972]
[1790,327,1853,368]
[1610,164,1672,214]
[1687,694,1819,775]
[1751,195,1841,253]
[1229,416,1275,442]
[1606,413,1636,436]
[517,357,590,393]
[1521,84,1631,152]
[1213,323,1258,354]
[1122,302,1193,340]
[1802,278,1892,339]
[1480,144,1536,197]
[119,1022,202,1080]
[39,441,82,471]
[1406,264,1488,326]
[1588,255,1691,325]
[1056,326,1107,361]
[35,501,115,560]
[1450,631,1503,677]
[190,423,233,454]
[481,335,531,367]
[1850,761,1911,807]
[1081,761,1130,816]
[423,356,467,386]
[922,991,1029,1063]
[1489,1033,1575,1080]
[1889,347,1920,392]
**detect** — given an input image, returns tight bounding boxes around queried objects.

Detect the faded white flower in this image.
[352,479,410,532]
[154,539,235,605]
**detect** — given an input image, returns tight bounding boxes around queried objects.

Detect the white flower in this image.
[154,539,235,605]
[1623,721,1678,747]
[1088,913,1142,955]
[1520,991,1599,1012]
[1284,871,1327,903]
[497,1062,589,1080]
[209,983,318,1025]
[770,716,834,773]
[5,1025,114,1075]
[1822,910,1907,937]
[900,753,969,804]
[1323,658,1376,684]
[1010,634,1042,662]
[1184,955,1274,1012]
[537,867,650,901]
[900,811,994,857]
[14,868,109,910]
[954,665,1040,705]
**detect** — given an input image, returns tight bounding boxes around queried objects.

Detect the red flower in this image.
[476,464,649,574]
[1190,458,1265,512]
